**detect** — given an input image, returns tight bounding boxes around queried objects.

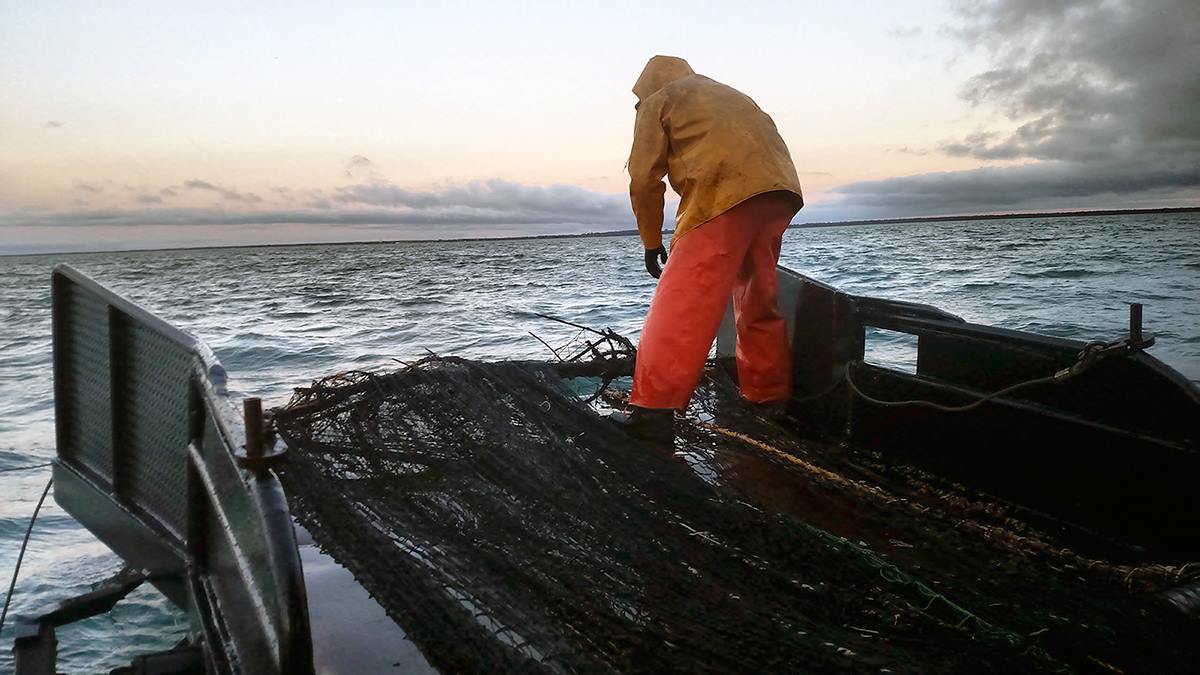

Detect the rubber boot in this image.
[607,406,675,443]
[744,398,790,423]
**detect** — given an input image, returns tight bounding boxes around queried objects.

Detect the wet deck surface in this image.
[298,525,436,674]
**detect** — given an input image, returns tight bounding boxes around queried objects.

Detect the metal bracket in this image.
[1054,303,1157,382]
[236,397,287,473]
[1126,302,1155,350]
[12,568,156,674]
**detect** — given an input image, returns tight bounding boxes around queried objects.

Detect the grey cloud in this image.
[940,131,1001,157]
[333,179,631,224]
[137,194,163,204]
[834,157,1200,216]
[1,179,636,230]
[948,0,1200,164]
[182,179,262,204]
[2,206,620,229]
[73,182,102,193]
[160,187,178,198]
[45,120,64,129]
[344,155,382,181]
[830,0,1200,216]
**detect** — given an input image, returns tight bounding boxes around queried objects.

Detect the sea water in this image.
[1,212,1197,671]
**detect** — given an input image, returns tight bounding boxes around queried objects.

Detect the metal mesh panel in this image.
[54,270,197,539]
[115,318,194,536]
[56,281,114,479]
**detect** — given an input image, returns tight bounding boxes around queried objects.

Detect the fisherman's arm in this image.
[628,101,669,252]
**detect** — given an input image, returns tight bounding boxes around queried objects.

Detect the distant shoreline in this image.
[4,205,1197,258]
[795,206,1200,228]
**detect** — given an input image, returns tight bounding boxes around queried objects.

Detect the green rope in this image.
[799,522,1064,668]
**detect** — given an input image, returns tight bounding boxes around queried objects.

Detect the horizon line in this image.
[4,205,1196,258]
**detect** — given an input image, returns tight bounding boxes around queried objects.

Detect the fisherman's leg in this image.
[631,212,750,410]
[732,193,794,404]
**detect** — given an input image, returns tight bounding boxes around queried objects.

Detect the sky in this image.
[1,0,1197,253]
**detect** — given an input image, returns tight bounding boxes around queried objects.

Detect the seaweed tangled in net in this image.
[273,325,1198,674]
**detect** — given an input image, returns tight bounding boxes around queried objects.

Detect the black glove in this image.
[644,246,668,279]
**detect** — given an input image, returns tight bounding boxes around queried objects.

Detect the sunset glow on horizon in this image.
[2,0,1197,253]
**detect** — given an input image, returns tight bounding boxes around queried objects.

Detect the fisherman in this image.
[611,56,804,439]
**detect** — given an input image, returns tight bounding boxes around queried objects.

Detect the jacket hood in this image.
[633,56,695,101]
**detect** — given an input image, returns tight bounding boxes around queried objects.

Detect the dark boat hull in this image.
[718,267,1199,560]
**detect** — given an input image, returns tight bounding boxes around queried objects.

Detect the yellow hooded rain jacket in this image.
[628,56,804,250]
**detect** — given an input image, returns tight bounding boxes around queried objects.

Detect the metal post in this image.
[244,398,263,459]
[1130,303,1143,344]
[13,621,57,675]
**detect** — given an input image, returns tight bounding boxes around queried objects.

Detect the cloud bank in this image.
[182,179,262,204]
[830,0,1200,217]
[1,179,634,230]
[333,179,629,224]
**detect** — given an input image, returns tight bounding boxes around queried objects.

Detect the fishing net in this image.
[273,332,1198,673]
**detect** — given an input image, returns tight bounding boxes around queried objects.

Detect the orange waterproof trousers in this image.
[631,191,795,410]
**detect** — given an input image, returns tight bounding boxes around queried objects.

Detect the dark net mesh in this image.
[274,356,1198,673]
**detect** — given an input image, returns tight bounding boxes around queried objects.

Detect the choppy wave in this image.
[1013,268,1098,279]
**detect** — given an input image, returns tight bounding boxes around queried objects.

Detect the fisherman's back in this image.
[629,61,803,247]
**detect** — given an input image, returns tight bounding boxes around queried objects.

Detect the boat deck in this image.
[297,524,436,673]
[274,356,1198,673]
